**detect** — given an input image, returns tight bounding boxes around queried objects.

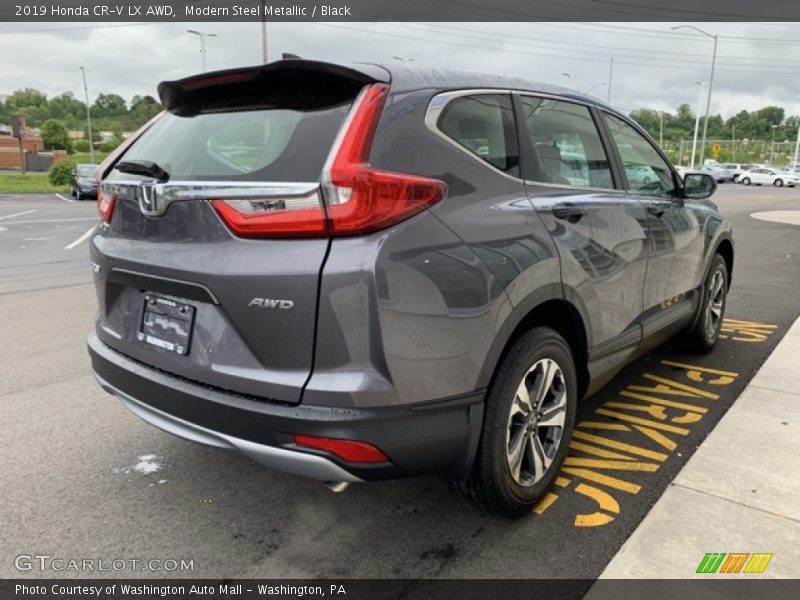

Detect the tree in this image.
[129,95,162,127]
[40,119,73,153]
[91,93,126,117]
[48,92,86,129]
[5,88,48,110]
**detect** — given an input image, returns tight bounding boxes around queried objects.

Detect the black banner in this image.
[4,0,800,22]
[3,580,800,600]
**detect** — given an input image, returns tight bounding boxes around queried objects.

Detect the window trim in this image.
[424,88,522,182]
[514,92,622,192]
[600,109,681,197]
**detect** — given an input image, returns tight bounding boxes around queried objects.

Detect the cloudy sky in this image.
[2,21,800,120]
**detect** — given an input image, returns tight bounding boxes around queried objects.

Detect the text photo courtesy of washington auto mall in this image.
[1,1,799,599]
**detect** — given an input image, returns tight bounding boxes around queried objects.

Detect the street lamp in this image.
[672,25,717,168]
[79,66,95,164]
[186,29,218,72]
[583,82,607,96]
[770,124,778,165]
[690,81,704,168]
[562,72,577,82]
[392,56,414,63]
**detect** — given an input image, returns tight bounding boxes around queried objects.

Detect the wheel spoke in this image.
[538,391,567,429]
[511,381,533,417]
[507,427,526,482]
[526,432,542,481]
[532,360,557,410]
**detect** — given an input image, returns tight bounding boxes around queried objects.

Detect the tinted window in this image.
[114,103,351,182]
[438,94,519,177]
[76,166,95,177]
[604,113,675,196]
[519,97,614,189]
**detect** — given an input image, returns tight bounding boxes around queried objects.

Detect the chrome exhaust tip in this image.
[324,481,350,493]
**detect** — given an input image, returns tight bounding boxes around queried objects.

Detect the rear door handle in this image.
[552,204,587,223]
[647,204,669,218]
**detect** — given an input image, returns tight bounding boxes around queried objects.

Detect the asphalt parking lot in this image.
[1,185,799,580]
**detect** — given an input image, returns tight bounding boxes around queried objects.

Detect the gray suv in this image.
[88,60,733,515]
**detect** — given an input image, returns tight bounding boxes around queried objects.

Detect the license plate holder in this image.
[137,293,195,356]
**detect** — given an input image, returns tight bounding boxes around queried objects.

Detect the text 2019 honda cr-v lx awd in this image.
[88,60,733,515]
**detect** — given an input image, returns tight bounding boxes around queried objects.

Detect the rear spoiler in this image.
[157,60,390,113]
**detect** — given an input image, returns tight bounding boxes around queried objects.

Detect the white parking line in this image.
[55,193,75,204]
[0,209,37,221]
[64,225,96,250]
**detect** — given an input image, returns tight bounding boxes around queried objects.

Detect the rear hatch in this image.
[90,61,388,404]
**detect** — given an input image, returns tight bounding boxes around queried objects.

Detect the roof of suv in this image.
[364,62,614,109]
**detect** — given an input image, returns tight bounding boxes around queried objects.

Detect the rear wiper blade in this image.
[115,160,170,183]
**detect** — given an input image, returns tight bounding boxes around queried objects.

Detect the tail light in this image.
[213,83,446,238]
[293,434,388,464]
[97,181,116,223]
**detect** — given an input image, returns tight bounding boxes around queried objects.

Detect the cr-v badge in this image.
[248,298,294,310]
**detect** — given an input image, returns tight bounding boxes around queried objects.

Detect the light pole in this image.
[607,57,614,103]
[794,122,800,168]
[186,29,218,72]
[673,25,717,168]
[583,82,606,96]
[732,123,736,161]
[770,124,777,165]
[261,0,267,63]
[690,81,704,168]
[79,66,95,164]
[659,111,664,148]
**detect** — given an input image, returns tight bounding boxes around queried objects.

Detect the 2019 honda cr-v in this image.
[88,60,733,515]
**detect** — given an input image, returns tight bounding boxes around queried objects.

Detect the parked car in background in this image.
[69,164,99,200]
[720,163,756,183]
[739,167,799,187]
[695,165,733,183]
[87,60,733,516]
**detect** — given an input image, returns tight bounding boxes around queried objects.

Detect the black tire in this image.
[775,179,784,187]
[455,327,578,517]
[684,254,729,353]
[741,177,751,185]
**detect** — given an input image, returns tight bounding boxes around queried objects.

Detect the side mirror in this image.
[682,173,717,200]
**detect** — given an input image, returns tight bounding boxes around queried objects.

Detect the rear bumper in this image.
[88,333,483,482]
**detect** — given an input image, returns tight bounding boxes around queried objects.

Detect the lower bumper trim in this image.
[95,374,363,483]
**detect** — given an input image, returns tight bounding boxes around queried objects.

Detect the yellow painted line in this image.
[595,408,691,434]
[659,360,738,385]
[723,318,777,328]
[575,512,615,527]
[576,421,630,431]
[634,425,678,452]
[554,476,571,488]
[605,400,668,421]
[629,373,719,400]
[532,492,559,514]
[575,483,619,513]
[569,441,635,460]
[563,457,659,472]
[561,467,641,494]
[571,430,668,462]
[620,390,708,414]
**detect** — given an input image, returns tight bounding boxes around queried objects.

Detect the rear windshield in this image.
[112,103,351,182]
[77,165,96,177]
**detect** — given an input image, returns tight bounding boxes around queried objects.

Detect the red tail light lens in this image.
[211,200,327,238]
[293,434,388,464]
[324,83,446,236]
[97,181,116,223]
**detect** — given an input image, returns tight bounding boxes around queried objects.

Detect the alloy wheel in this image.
[505,358,567,487]
[705,269,725,339]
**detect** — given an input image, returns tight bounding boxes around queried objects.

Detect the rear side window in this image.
[604,113,675,196]
[437,94,520,177]
[519,96,614,189]
[113,103,352,182]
